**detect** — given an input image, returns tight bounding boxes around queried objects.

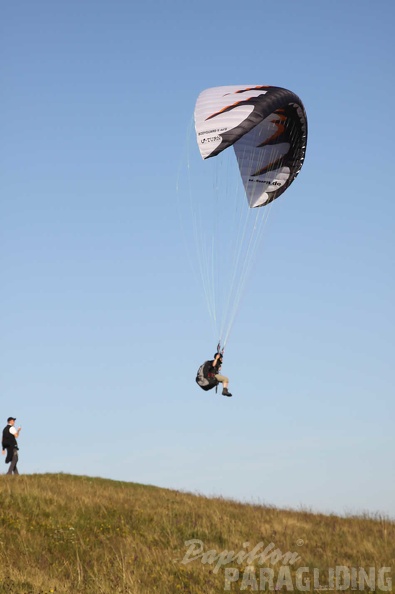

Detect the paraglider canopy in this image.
[178,84,308,349]
[194,85,307,207]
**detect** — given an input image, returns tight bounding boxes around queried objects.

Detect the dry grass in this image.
[0,474,393,593]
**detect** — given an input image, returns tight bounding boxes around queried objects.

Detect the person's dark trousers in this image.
[7,448,19,475]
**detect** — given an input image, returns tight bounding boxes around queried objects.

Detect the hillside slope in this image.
[0,474,393,593]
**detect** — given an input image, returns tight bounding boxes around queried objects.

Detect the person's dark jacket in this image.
[204,360,218,380]
[2,425,18,464]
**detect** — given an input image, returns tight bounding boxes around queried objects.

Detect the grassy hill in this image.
[0,474,393,593]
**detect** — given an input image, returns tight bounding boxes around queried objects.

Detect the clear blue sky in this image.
[2,0,394,518]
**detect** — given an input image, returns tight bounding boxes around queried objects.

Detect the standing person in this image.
[2,417,21,475]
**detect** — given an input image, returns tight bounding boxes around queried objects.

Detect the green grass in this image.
[0,474,393,593]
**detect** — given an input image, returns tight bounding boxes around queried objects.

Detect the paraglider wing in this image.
[194,85,307,207]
